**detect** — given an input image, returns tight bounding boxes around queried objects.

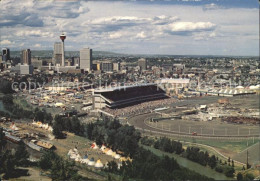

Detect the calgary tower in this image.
[60,33,66,67]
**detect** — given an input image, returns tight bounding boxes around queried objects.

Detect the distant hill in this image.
[2,50,257,59]
[8,50,125,58]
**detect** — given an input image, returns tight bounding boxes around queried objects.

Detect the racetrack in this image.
[128,96,260,140]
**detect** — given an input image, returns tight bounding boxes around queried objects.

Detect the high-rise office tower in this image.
[2,48,10,62]
[22,49,31,65]
[80,48,92,71]
[53,42,62,65]
[138,58,147,71]
[101,61,113,72]
[60,33,66,67]
[113,62,120,71]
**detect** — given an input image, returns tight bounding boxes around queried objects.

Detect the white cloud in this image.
[109,32,122,39]
[203,3,225,11]
[152,15,179,25]
[136,31,147,39]
[0,1,258,56]
[34,44,41,48]
[209,32,216,38]
[15,30,54,37]
[166,22,216,32]
[88,16,147,25]
[0,39,14,45]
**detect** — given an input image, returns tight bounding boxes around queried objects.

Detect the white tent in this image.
[10,124,19,131]
[48,126,53,132]
[106,149,113,156]
[100,144,106,152]
[95,159,104,168]
[68,149,73,156]
[88,158,95,166]
[75,157,82,162]
[91,142,99,149]
[114,154,121,159]
[70,154,77,160]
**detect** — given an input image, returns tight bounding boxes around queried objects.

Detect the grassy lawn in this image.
[49,134,118,181]
[232,142,260,165]
[14,97,34,111]
[141,144,232,180]
[144,132,257,155]
[9,167,51,181]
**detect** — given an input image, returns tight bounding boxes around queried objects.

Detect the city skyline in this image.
[0,0,259,56]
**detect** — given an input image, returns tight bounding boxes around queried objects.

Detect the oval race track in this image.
[128,96,260,140]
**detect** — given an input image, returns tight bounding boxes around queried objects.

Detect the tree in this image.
[39,151,83,180]
[39,151,58,170]
[244,173,254,181]
[0,79,14,94]
[224,166,235,177]
[0,127,7,151]
[14,143,29,166]
[106,161,118,174]
[208,155,217,169]
[2,94,13,105]
[34,110,45,122]
[237,172,243,181]
[52,123,64,139]
[52,115,65,139]
[231,160,234,167]
[1,151,16,179]
[51,157,78,181]
[71,116,82,135]
[215,165,223,173]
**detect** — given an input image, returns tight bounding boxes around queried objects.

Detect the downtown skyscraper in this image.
[53,42,62,65]
[80,48,92,71]
[2,48,10,62]
[21,49,31,65]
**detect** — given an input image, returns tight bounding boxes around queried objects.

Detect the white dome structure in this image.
[236,86,244,89]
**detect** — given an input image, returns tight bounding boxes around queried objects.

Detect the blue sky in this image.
[0,0,259,56]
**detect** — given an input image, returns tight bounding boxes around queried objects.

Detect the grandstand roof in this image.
[94,83,157,93]
[93,83,168,109]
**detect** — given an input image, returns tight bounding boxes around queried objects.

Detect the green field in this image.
[232,142,260,165]
[141,144,232,180]
[143,132,259,164]
[14,97,34,111]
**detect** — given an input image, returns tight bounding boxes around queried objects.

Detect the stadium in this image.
[92,83,169,109]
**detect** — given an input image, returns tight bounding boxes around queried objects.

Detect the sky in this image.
[0,0,259,56]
